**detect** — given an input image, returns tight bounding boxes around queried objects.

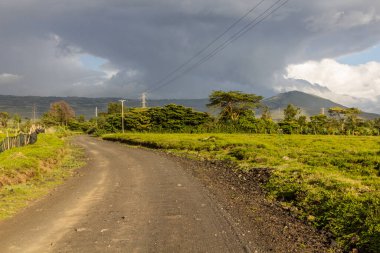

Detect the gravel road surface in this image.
[0,136,251,253]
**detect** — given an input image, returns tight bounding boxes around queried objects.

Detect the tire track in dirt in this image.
[0,136,252,252]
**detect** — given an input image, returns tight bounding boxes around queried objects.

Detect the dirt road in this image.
[0,136,252,253]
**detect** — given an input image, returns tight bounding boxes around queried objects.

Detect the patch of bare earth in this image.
[166,154,340,253]
[0,149,65,188]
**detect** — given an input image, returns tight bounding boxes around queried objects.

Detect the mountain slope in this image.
[0,91,377,120]
[263,91,379,120]
[0,95,209,119]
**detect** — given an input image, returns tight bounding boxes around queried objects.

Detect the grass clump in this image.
[0,133,85,220]
[103,132,380,252]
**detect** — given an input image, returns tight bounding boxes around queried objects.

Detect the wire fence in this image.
[0,129,45,153]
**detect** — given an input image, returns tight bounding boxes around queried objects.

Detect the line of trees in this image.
[277,104,378,135]
[4,90,376,136]
[0,101,76,137]
[0,112,32,134]
[41,100,76,126]
[63,90,379,136]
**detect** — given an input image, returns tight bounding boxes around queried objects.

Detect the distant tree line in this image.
[0,111,32,134]
[3,91,376,136]
[0,100,77,137]
[83,103,212,135]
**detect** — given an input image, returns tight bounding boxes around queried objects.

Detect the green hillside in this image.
[263,91,379,120]
[0,95,208,119]
[0,91,378,120]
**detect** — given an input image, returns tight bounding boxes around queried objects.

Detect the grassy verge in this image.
[0,131,17,139]
[103,133,380,252]
[0,133,85,220]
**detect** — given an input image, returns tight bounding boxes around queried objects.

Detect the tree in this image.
[124,109,151,132]
[0,112,9,128]
[309,114,328,134]
[107,102,122,114]
[207,90,263,122]
[280,104,302,134]
[283,104,301,122]
[260,106,272,121]
[148,104,211,132]
[47,101,75,126]
[328,107,361,133]
[372,118,380,135]
[297,115,308,134]
[12,114,22,130]
[344,108,361,134]
[77,115,86,123]
[328,107,346,120]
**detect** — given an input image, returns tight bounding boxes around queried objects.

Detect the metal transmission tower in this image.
[141,92,147,108]
[119,100,126,133]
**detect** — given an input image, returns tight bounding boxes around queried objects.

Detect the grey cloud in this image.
[0,0,379,100]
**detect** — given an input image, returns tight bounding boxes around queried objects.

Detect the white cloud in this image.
[0,73,22,83]
[284,59,380,113]
[285,59,380,101]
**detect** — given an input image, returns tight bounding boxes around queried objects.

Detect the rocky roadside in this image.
[165,153,341,253]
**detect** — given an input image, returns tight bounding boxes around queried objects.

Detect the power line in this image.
[32,104,36,122]
[145,0,267,93]
[146,0,291,94]
[198,0,291,63]
[119,99,126,133]
[148,0,289,93]
[169,0,291,79]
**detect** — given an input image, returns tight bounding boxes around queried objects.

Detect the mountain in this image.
[0,95,209,119]
[0,91,378,120]
[262,91,379,120]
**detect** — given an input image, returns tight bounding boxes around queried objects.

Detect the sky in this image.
[0,0,380,113]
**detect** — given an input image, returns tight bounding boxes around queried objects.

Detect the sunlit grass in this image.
[0,133,85,220]
[103,133,380,252]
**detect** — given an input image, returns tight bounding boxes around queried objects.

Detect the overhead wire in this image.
[144,0,267,93]
[146,0,291,94]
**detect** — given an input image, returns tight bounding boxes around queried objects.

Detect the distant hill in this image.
[262,91,379,120]
[0,95,209,119]
[0,91,378,120]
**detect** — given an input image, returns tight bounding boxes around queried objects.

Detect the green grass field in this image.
[0,133,84,220]
[0,131,17,140]
[103,133,380,252]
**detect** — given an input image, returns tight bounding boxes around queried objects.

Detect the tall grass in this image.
[0,133,84,219]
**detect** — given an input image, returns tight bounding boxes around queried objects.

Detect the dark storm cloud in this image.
[0,0,379,99]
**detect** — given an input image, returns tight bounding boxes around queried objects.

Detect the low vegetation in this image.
[103,132,380,252]
[63,91,380,136]
[1,90,379,251]
[0,131,84,220]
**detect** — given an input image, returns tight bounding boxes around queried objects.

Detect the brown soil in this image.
[163,153,341,253]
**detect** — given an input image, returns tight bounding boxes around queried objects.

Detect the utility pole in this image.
[95,107,98,127]
[119,99,126,133]
[32,104,36,123]
[142,92,147,108]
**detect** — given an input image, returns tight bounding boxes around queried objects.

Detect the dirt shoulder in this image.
[161,152,339,253]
